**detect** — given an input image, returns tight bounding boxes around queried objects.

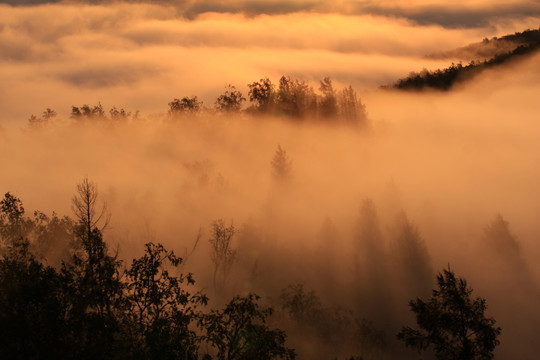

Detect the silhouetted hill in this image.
[428,28,540,61]
[389,29,540,91]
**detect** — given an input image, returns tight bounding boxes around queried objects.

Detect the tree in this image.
[337,86,366,126]
[248,78,275,113]
[215,85,246,113]
[276,76,316,118]
[62,178,121,359]
[318,77,337,118]
[168,96,203,117]
[71,176,110,242]
[209,219,237,296]
[123,242,207,360]
[0,193,34,255]
[271,145,292,182]
[0,194,69,359]
[28,108,56,128]
[109,107,133,121]
[71,103,105,121]
[391,213,433,299]
[201,293,296,360]
[397,267,501,360]
[0,240,68,360]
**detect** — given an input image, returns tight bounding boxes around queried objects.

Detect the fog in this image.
[1,2,538,124]
[1,2,540,359]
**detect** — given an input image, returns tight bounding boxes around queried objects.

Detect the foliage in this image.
[28,108,56,128]
[71,103,106,120]
[123,242,207,359]
[209,219,237,296]
[397,268,501,360]
[169,96,203,117]
[72,176,110,239]
[248,77,275,113]
[271,145,292,181]
[318,77,337,118]
[0,242,67,359]
[215,84,246,113]
[337,86,366,126]
[0,185,301,360]
[280,284,386,357]
[391,213,433,299]
[0,193,34,255]
[391,39,540,91]
[201,293,296,360]
[71,103,135,122]
[26,75,367,127]
[277,76,317,118]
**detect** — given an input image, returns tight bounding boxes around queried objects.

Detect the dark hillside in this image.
[428,28,540,61]
[389,34,540,91]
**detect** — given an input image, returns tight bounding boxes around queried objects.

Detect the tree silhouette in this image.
[209,219,237,297]
[215,85,246,113]
[169,96,203,117]
[0,193,34,255]
[62,178,121,359]
[277,76,316,118]
[271,145,292,182]
[248,77,275,113]
[123,242,207,360]
[0,240,67,360]
[397,267,501,360]
[391,213,433,299]
[28,108,56,128]
[337,86,367,126]
[201,293,296,360]
[71,103,105,121]
[72,176,110,240]
[318,77,337,118]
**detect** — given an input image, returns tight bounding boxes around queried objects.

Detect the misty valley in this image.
[2,2,540,360]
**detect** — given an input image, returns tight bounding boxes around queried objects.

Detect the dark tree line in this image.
[170,76,367,125]
[27,76,367,128]
[0,182,295,360]
[0,182,502,359]
[390,37,540,91]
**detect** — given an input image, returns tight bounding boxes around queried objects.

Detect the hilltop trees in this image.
[169,96,203,117]
[397,268,501,360]
[248,77,275,113]
[215,85,246,113]
[70,103,136,123]
[25,76,368,127]
[28,108,57,128]
[276,76,317,118]
[318,77,338,118]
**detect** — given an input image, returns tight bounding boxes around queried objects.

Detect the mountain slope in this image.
[389,28,540,91]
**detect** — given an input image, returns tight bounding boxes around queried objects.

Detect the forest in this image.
[0,179,503,360]
[390,28,540,91]
[2,2,540,359]
[3,63,540,358]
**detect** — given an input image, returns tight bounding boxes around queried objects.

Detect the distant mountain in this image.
[388,28,540,91]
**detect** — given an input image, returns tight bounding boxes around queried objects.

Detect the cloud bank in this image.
[3,0,540,28]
